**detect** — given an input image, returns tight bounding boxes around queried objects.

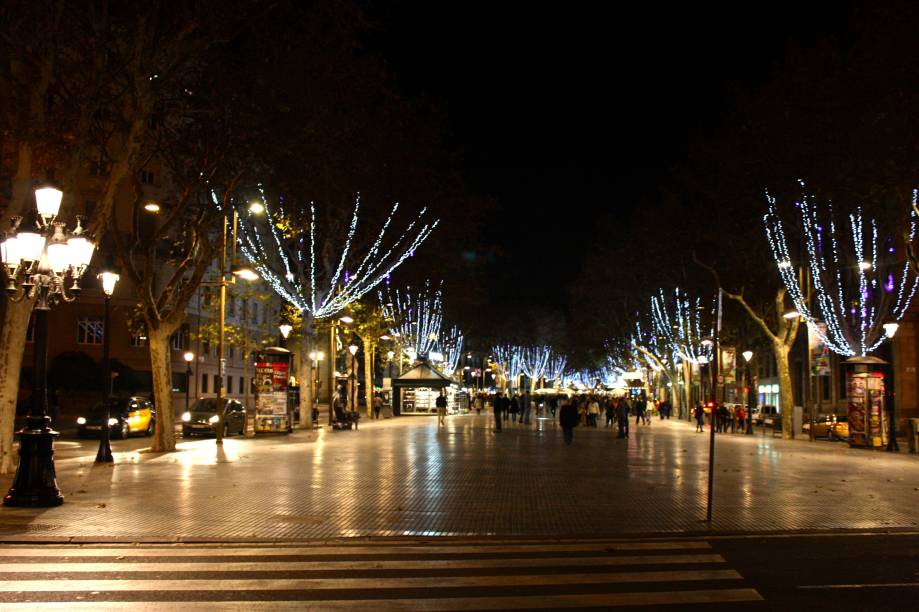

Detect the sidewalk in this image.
[0,414,918,542]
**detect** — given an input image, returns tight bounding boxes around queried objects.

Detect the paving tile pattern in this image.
[0,415,918,540]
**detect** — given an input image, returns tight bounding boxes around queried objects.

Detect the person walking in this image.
[615,396,630,438]
[735,405,746,434]
[521,390,532,425]
[509,393,519,424]
[436,391,448,427]
[604,397,615,427]
[634,395,644,427]
[559,396,578,445]
[694,403,704,432]
[373,393,383,419]
[493,392,504,432]
[587,396,600,427]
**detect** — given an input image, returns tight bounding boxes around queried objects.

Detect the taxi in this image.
[77,396,156,439]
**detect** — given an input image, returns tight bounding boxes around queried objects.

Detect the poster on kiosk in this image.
[254,348,293,433]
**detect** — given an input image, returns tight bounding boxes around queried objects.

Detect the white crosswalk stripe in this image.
[0,540,763,609]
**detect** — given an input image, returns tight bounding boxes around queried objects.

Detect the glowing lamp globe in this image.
[34,187,63,219]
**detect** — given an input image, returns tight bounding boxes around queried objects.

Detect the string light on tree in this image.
[379,280,444,359]
[237,191,438,320]
[764,183,917,356]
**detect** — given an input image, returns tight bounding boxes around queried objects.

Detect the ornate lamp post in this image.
[95,266,119,463]
[1,186,95,506]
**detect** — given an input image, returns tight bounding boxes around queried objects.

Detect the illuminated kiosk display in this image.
[253,347,294,433]
[845,356,888,449]
[391,359,452,415]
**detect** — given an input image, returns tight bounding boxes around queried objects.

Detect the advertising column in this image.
[254,349,292,433]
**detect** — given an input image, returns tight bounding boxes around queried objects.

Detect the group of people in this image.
[482,390,538,432]
[692,402,748,433]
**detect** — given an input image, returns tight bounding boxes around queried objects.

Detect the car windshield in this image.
[87,399,130,417]
[190,399,226,414]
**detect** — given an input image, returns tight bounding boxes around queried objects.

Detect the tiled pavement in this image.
[0,414,918,541]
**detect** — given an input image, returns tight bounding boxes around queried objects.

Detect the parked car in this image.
[181,398,246,437]
[803,414,849,440]
[753,405,779,426]
[76,396,155,439]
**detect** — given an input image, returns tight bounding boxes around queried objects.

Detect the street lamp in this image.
[183,351,194,414]
[742,350,754,434]
[279,323,292,348]
[348,344,359,414]
[1,186,95,506]
[95,265,119,464]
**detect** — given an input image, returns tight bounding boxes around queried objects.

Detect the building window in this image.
[201,373,208,394]
[130,334,148,347]
[214,374,221,393]
[77,317,104,345]
[140,170,155,185]
[228,295,236,319]
[89,159,110,176]
[229,345,234,359]
[227,376,233,394]
[251,302,258,324]
[203,338,210,356]
[171,324,189,351]
[239,376,245,395]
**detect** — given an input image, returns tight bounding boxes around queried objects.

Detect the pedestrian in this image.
[634,396,644,426]
[509,393,519,423]
[588,396,600,427]
[474,394,483,415]
[373,393,383,419]
[559,396,578,445]
[436,391,447,427]
[549,395,558,418]
[521,390,532,425]
[604,398,614,427]
[736,405,746,434]
[492,392,504,432]
[615,396,630,438]
[694,403,704,432]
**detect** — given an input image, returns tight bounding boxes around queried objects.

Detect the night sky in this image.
[366,2,855,317]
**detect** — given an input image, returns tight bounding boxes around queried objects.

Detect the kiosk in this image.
[253,347,294,433]
[845,356,888,449]
[391,360,452,416]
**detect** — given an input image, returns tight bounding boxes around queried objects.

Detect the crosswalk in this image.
[0,539,762,609]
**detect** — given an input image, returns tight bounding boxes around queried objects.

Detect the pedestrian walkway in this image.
[1,414,918,541]
[0,539,762,609]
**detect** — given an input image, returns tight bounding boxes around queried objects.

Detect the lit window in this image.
[77,317,104,345]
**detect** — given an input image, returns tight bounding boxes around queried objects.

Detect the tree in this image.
[765,185,917,357]
[237,194,438,428]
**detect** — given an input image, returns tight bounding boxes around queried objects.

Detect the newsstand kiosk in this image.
[254,347,294,434]
[845,356,888,449]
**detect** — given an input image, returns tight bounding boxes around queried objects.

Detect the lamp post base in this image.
[3,416,64,507]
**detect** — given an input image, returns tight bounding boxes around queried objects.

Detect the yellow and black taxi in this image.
[804,414,849,440]
[181,398,246,437]
[76,396,155,439]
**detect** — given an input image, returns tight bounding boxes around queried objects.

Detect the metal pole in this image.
[328,320,335,426]
[216,214,228,445]
[706,290,722,523]
[5,307,63,506]
[96,294,113,463]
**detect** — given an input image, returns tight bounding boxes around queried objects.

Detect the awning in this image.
[391,360,452,389]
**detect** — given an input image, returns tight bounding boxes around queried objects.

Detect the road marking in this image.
[0,569,742,592]
[0,589,764,610]
[0,541,710,557]
[800,582,919,589]
[0,553,726,573]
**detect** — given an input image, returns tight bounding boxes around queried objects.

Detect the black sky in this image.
[366,1,855,316]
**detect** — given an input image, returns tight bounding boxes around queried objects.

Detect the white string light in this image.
[764,184,917,356]
[237,192,438,320]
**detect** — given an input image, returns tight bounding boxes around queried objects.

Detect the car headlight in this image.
[208,415,220,424]
[181,412,191,422]
[76,417,86,425]
[108,417,118,426]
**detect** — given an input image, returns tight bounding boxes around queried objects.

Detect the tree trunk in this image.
[0,300,34,473]
[363,342,374,418]
[669,366,681,417]
[682,361,692,419]
[297,325,313,428]
[148,329,176,452]
[773,341,794,440]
